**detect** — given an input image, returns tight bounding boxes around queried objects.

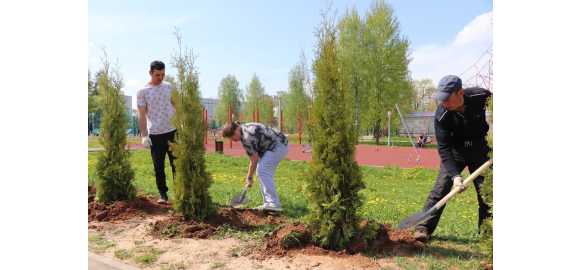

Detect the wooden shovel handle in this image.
[434,160,492,209]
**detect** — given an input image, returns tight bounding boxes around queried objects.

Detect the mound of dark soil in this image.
[258,221,424,259]
[149,208,287,239]
[88,185,172,222]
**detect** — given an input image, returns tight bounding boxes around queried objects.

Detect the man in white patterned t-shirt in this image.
[137,61,176,204]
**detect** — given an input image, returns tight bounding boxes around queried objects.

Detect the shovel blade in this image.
[229,189,248,207]
[398,208,436,229]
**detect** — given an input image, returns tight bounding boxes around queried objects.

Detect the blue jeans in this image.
[257,143,288,207]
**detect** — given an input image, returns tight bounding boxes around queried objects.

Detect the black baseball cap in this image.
[436,75,462,101]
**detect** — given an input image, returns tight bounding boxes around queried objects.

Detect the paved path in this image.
[89,252,141,270]
[89,142,441,169]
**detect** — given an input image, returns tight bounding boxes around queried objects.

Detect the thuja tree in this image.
[480,98,493,262]
[170,32,213,220]
[95,56,136,202]
[306,14,365,250]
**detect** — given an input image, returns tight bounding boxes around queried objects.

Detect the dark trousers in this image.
[149,130,176,195]
[417,154,491,235]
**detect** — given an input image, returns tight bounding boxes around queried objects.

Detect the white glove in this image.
[142,136,152,148]
[453,175,466,192]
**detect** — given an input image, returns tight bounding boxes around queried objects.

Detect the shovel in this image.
[230,183,251,208]
[399,159,492,229]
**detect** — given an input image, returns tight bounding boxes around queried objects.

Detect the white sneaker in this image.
[254,204,283,212]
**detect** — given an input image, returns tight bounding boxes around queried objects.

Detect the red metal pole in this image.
[228,104,232,148]
[298,116,302,145]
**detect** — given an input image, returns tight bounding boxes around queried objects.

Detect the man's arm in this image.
[138,106,148,137]
[246,153,259,185]
[435,118,461,177]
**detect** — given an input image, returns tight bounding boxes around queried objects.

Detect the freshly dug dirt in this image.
[263,223,311,257]
[88,186,96,203]
[149,208,287,239]
[208,207,287,227]
[88,196,171,222]
[258,222,424,259]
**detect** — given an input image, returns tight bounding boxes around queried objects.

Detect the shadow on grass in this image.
[365,245,482,261]
[283,201,309,219]
[420,244,483,260]
[431,234,479,245]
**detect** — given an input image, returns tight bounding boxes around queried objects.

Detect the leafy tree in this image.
[260,94,275,126]
[88,70,98,114]
[95,54,136,203]
[244,74,272,125]
[338,7,366,133]
[216,74,243,124]
[306,13,365,251]
[412,78,437,112]
[283,63,310,132]
[360,0,414,144]
[170,31,213,220]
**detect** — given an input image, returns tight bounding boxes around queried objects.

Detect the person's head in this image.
[149,60,165,85]
[436,75,464,111]
[221,121,242,141]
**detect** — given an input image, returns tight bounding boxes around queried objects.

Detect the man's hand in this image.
[245,176,254,188]
[142,136,152,148]
[453,175,466,192]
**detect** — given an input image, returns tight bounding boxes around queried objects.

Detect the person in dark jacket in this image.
[413,75,492,242]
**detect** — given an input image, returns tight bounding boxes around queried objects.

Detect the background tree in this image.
[170,31,213,220]
[283,63,310,132]
[216,74,243,124]
[88,70,98,135]
[412,78,436,112]
[360,0,414,144]
[94,53,136,203]
[338,7,366,133]
[260,94,275,126]
[88,70,98,114]
[306,12,365,251]
[244,74,272,125]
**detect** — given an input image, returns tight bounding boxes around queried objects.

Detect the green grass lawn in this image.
[88,136,141,149]
[88,150,487,269]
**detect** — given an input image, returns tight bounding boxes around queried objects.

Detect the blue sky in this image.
[89,0,492,108]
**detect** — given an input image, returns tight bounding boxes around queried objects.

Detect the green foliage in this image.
[306,14,365,251]
[353,0,414,143]
[244,74,273,124]
[95,57,136,203]
[338,7,366,133]
[170,33,213,220]
[480,98,493,262]
[88,70,99,114]
[216,74,243,124]
[283,62,310,133]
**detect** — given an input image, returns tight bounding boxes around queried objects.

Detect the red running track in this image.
[127,142,440,169]
[202,141,441,169]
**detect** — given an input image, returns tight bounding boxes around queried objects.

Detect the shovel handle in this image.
[434,160,492,209]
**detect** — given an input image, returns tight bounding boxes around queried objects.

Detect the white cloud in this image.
[410,12,492,86]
